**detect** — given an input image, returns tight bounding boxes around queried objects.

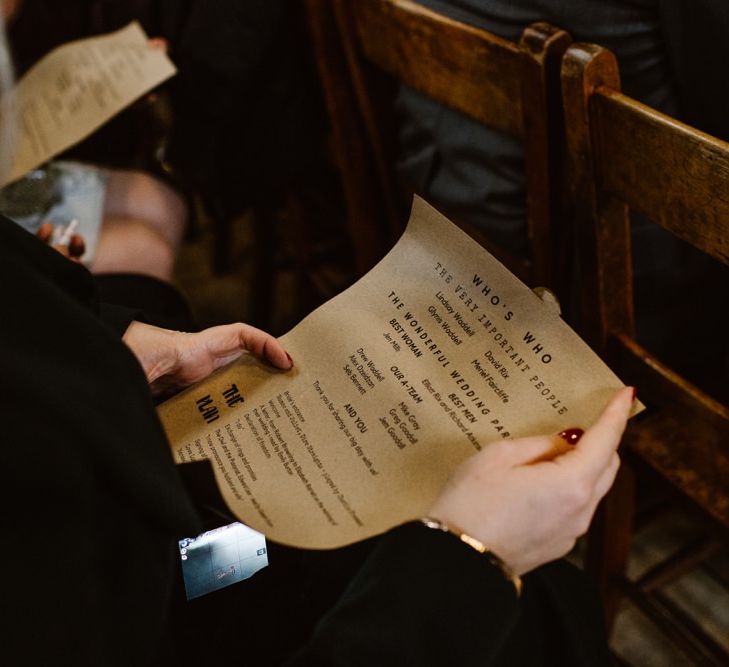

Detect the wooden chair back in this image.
[562,42,729,645]
[305,0,570,289]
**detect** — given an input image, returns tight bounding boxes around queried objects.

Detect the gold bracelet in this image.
[420,517,522,596]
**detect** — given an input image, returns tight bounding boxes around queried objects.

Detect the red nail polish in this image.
[557,428,584,445]
[630,387,637,401]
[285,352,294,367]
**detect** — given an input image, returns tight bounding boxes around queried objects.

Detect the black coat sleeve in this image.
[287,522,520,666]
[0,216,201,666]
[98,302,143,336]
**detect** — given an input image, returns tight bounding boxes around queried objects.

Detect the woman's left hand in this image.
[122,320,293,395]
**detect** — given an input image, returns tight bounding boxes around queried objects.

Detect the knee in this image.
[105,170,187,246]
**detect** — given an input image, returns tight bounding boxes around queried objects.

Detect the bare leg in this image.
[92,170,187,280]
[93,216,177,280]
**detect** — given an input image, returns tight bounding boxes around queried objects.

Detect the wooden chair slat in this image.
[350,0,524,137]
[307,0,570,292]
[608,334,729,437]
[593,90,729,264]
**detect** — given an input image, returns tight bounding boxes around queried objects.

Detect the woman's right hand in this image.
[427,386,634,576]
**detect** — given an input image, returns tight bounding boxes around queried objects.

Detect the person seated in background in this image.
[0,0,186,283]
[397,0,690,256]
[0,161,186,281]
[398,0,729,256]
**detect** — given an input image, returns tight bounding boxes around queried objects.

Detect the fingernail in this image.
[630,386,637,401]
[285,352,294,368]
[557,428,584,445]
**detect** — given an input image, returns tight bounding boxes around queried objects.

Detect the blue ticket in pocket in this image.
[178,522,268,599]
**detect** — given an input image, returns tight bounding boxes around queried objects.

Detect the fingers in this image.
[527,433,578,464]
[67,234,86,260]
[542,386,631,500]
[197,323,292,370]
[50,244,71,258]
[50,235,85,262]
[503,428,582,467]
[36,223,86,262]
[236,324,292,370]
[495,436,564,466]
[491,430,581,468]
[570,386,633,479]
[148,37,169,52]
[495,387,632,473]
[36,222,53,243]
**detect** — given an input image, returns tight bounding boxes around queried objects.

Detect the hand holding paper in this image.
[428,385,631,575]
[123,321,293,397]
[0,22,176,187]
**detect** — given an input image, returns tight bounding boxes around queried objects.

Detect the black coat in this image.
[1,215,609,665]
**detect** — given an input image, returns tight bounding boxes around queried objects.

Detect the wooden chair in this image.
[562,43,729,664]
[304,0,570,292]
